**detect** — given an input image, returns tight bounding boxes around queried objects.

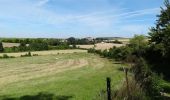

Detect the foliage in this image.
[0,42,4,52]
[0,54,15,59]
[132,58,162,99]
[88,35,148,61]
[21,52,32,57]
[29,42,49,51]
[88,46,131,61]
[108,46,131,60]
[67,37,76,45]
[67,37,94,45]
[47,39,62,46]
[147,0,170,79]
[48,45,70,50]
[109,40,123,44]
[128,35,148,56]
[112,77,149,100]
[88,34,163,99]
[149,0,170,57]
[32,54,38,56]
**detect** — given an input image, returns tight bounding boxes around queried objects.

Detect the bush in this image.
[132,58,162,99]
[112,78,149,100]
[0,54,15,59]
[21,52,32,57]
[3,54,9,58]
[88,48,96,53]
[95,76,149,100]
[33,54,38,56]
[29,43,48,51]
[112,40,123,44]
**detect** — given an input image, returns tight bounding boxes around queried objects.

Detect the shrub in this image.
[112,40,123,44]
[112,77,149,100]
[33,54,38,56]
[21,52,32,57]
[29,42,48,51]
[95,76,149,100]
[132,58,162,99]
[2,54,9,58]
[88,48,96,53]
[0,54,15,59]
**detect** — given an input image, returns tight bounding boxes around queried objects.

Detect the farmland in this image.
[77,43,126,50]
[1,38,130,51]
[0,49,87,57]
[0,52,125,100]
[77,38,129,50]
[2,42,20,48]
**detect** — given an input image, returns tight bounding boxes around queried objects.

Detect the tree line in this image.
[0,37,96,53]
[0,38,72,53]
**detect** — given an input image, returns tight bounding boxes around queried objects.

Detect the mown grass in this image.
[0,53,125,100]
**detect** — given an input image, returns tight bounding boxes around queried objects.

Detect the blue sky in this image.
[0,0,164,38]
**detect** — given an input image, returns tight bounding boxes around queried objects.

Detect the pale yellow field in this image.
[0,49,87,57]
[117,38,130,44]
[95,43,125,50]
[76,45,94,49]
[77,43,126,50]
[2,42,20,48]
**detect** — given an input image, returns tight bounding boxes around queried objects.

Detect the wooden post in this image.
[125,68,130,98]
[106,77,111,100]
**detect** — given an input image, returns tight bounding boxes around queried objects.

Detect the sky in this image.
[0,0,164,38]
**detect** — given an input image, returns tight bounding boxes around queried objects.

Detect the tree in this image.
[67,37,76,45]
[129,35,147,50]
[129,35,148,56]
[149,0,170,58]
[29,42,48,51]
[19,42,27,51]
[147,0,170,78]
[0,42,4,52]
[48,39,61,46]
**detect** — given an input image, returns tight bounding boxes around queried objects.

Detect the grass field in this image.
[0,52,125,100]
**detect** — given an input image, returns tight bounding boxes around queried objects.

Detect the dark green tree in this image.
[67,37,76,45]
[147,0,170,78]
[0,42,4,52]
[149,0,170,57]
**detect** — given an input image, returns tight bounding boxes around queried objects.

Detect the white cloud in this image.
[37,0,50,7]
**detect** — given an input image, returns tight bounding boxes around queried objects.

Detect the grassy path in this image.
[0,53,125,100]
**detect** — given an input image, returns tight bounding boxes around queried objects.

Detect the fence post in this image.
[106,77,111,100]
[125,68,130,99]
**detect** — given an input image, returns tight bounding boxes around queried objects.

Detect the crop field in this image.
[0,49,87,57]
[95,43,125,50]
[2,42,20,48]
[117,38,130,44]
[77,43,126,50]
[0,52,125,100]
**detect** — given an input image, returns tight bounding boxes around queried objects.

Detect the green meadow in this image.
[0,53,125,100]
